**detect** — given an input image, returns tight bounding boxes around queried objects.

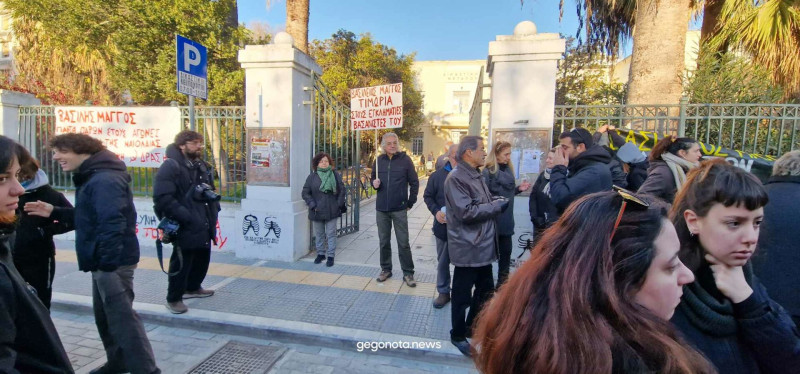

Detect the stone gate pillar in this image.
[486,21,565,144]
[236,32,321,261]
[0,90,40,145]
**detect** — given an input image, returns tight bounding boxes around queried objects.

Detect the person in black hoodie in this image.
[27,133,160,374]
[301,152,346,267]
[549,128,613,213]
[423,144,457,308]
[370,132,419,287]
[14,158,73,309]
[0,136,73,373]
[671,159,800,374]
[153,131,221,314]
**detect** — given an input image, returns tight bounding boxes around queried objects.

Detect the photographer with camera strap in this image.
[153,130,221,314]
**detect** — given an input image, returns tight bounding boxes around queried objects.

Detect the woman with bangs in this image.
[670,158,800,373]
[472,189,714,373]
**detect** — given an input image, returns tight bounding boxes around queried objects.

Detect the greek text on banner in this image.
[54,106,181,167]
[350,83,403,131]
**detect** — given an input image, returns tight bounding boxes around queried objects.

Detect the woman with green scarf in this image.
[302,152,346,267]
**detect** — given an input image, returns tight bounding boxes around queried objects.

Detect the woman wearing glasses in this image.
[472,189,714,373]
[638,136,702,203]
[670,159,800,373]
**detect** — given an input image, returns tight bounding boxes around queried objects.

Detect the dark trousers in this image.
[92,265,160,374]
[496,235,512,288]
[376,210,415,276]
[450,265,494,341]
[167,246,211,302]
[14,256,56,309]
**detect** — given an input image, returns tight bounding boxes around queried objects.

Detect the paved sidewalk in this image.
[51,178,480,367]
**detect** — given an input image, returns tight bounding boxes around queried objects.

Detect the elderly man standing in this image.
[423,144,458,308]
[444,136,507,357]
[370,133,419,286]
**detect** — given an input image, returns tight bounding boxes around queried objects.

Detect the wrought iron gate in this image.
[308,73,361,236]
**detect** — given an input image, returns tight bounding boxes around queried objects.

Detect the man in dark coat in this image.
[423,144,456,309]
[153,130,221,314]
[14,165,73,309]
[753,150,800,326]
[371,132,419,286]
[445,136,507,357]
[550,128,613,213]
[0,136,73,373]
[33,133,160,374]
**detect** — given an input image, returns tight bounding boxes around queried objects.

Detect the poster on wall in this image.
[246,128,290,186]
[493,129,552,195]
[54,106,181,167]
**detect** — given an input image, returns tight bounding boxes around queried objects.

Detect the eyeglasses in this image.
[610,185,650,242]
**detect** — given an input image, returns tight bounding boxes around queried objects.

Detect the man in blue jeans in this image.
[370,132,419,287]
[423,144,457,308]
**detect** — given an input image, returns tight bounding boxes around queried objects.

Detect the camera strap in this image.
[156,239,183,276]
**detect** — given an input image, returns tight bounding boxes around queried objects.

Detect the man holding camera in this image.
[154,130,221,314]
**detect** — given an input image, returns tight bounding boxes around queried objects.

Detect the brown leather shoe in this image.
[433,293,450,309]
[403,275,417,288]
[376,270,392,282]
[166,301,188,314]
[184,288,214,299]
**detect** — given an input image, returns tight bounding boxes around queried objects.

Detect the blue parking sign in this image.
[176,35,208,99]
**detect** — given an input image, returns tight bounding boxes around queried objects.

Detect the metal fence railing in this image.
[553,98,800,157]
[17,105,247,202]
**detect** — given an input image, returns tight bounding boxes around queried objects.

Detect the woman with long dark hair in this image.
[0,135,73,373]
[638,136,702,202]
[473,190,714,373]
[670,159,800,373]
[482,141,530,287]
[302,152,346,267]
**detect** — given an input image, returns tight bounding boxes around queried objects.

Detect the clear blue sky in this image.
[237,0,586,61]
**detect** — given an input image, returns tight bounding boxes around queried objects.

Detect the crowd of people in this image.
[2,126,799,373]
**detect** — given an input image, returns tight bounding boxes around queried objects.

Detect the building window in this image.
[411,132,424,155]
[452,91,470,114]
[449,130,467,143]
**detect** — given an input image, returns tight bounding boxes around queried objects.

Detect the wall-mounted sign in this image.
[246,128,290,186]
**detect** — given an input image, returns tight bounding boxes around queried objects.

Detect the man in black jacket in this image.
[153,130,220,314]
[370,132,419,286]
[423,144,457,308]
[550,128,613,213]
[30,133,160,374]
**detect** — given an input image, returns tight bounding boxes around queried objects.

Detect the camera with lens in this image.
[157,217,180,244]
[194,183,221,202]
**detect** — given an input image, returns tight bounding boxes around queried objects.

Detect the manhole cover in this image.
[188,341,286,374]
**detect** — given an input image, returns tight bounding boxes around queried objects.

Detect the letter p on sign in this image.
[183,44,201,71]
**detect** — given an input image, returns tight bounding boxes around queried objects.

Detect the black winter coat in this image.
[626,160,649,191]
[13,185,73,262]
[671,265,800,374]
[153,144,221,250]
[423,164,451,241]
[528,172,558,237]
[51,150,139,272]
[483,164,521,237]
[549,145,613,213]
[370,152,419,212]
[0,225,73,373]
[753,175,800,321]
[637,160,677,203]
[301,171,346,222]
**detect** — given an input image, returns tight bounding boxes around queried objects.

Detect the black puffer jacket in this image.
[483,164,521,237]
[13,180,73,262]
[370,152,419,212]
[1,225,73,373]
[153,144,221,250]
[626,160,649,191]
[549,145,613,213]
[51,150,139,272]
[423,164,451,241]
[528,171,558,238]
[301,171,346,222]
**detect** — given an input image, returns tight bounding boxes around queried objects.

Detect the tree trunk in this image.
[700,0,724,43]
[626,0,692,107]
[286,0,309,54]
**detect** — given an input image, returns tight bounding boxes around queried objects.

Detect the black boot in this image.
[314,254,326,264]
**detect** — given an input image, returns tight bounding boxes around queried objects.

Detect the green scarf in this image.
[317,166,336,194]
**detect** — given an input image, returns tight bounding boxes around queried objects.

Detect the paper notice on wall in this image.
[519,149,541,175]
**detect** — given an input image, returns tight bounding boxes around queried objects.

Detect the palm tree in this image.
[265,0,309,53]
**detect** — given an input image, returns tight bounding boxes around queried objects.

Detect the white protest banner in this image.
[54,106,181,167]
[350,83,403,131]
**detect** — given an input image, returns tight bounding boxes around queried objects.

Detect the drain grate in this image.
[188,341,286,374]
